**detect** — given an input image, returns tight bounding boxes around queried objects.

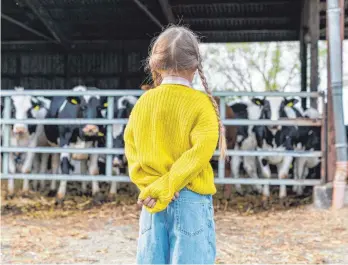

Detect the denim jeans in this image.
[136,188,216,264]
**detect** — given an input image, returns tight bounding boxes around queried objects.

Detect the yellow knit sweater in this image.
[124,84,219,213]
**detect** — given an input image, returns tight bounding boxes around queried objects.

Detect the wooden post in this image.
[309,0,320,109]
[300,0,309,109]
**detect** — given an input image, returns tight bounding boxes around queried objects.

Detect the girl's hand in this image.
[137,192,180,208]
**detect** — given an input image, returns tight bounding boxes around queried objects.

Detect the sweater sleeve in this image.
[124,116,158,191]
[139,99,219,213]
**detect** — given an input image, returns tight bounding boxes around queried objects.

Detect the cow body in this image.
[229,97,271,194]
[44,86,106,202]
[101,95,139,200]
[293,108,321,195]
[254,97,304,198]
[8,87,55,196]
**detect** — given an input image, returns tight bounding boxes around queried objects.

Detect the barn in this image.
[1,0,347,207]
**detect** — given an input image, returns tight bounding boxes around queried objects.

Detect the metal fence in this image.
[0,89,326,187]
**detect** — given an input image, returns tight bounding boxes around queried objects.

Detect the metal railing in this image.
[0,89,326,186]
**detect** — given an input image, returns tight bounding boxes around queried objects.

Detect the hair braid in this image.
[151,70,162,87]
[198,63,227,160]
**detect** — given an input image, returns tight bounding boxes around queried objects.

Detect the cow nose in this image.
[270,125,280,130]
[83,125,99,135]
[13,125,27,135]
[113,157,123,167]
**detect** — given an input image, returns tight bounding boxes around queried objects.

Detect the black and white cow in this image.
[44,86,106,203]
[293,108,322,195]
[97,95,138,200]
[229,97,271,194]
[8,87,58,196]
[254,97,304,198]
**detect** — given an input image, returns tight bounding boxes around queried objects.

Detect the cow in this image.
[44,85,106,203]
[97,95,139,200]
[292,108,322,195]
[7,87,58,197]
[253,96,305,199]
[229,97,272,195]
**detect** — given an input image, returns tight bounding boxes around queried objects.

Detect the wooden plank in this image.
[309,0,319,109]
[158,0,175,24]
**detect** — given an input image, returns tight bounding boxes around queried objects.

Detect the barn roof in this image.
[1,0,348,47]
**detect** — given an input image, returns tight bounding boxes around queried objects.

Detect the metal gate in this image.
[0,89,326,187]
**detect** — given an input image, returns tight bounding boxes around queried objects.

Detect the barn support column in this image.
[309,0,320,109]
[300,0,309,109]
[314,0,347,209]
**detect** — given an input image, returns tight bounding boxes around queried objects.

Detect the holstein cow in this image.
[44,86,106,203]
[97,95,139,200]
[229,97,271,194]
[293,108,322,195]
[254,97,304,199]
[8,87,58,197]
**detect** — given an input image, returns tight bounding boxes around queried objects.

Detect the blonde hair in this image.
[146,25,227,160]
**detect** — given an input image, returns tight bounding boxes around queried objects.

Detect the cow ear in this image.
[100,97,108,108]
[251,98,263,106]
[67,97,80,105]
[30,98,41,110]
[286,98,298,107]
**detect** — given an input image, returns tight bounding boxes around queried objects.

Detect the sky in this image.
[193,40,348,125]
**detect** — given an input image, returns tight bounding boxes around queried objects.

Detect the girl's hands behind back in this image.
[138,192,180,208]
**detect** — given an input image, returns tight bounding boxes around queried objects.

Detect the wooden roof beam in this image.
[1,13,56,42]
[18,0,69,47]
[158,0,175,24]
[133,0,163,29]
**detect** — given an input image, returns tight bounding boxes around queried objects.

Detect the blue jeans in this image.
[136,188,216,264]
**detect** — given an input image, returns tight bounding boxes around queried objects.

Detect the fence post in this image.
[218,96,226,179]
[3,97,11,192]
[106,96,114,177]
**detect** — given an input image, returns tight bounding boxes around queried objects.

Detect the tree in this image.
[194,42,302,92]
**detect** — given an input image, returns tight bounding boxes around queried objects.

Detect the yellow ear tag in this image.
[256,100,261,105]
[97,132,104,137]
[287,102,294,107]
[71,99,78,105]
[34,105,40,110]
[103,103,108,108]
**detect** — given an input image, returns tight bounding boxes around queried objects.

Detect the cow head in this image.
[80,93,107,138]
[11,87,50,137]
[249,97,271,120]
[264,96,303,132]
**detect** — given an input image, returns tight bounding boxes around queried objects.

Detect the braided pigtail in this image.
[198,63,227,160]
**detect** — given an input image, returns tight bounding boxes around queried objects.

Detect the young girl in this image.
[124,25,226,264]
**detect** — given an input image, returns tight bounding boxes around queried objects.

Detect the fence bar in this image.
[0,173,321,185]
[106,96,114,177]
[1,118,322,126]
[218,96,226,179]
[2,97,11,176]
[1,146,322,157]
[0,90,322,98]
[320,94,327,184]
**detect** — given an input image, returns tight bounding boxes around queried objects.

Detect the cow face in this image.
[80,95,107,137]
[11,87,49,136]
[249,97,271,120]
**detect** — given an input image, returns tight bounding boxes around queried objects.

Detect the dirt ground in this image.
[1,190,348,264]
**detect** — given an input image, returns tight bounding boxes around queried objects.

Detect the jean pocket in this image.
[175,200,205,237]
[139,207,152,235]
